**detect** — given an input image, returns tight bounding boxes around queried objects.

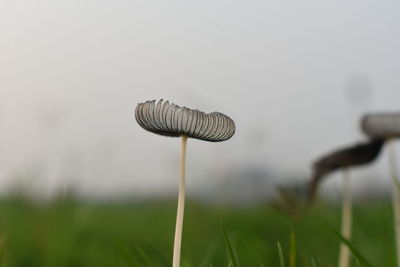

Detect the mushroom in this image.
[307,139,385,267]
[362,112,400,267]
[362,112,400,139]
[308,139,385,202]
[135,99,235,267]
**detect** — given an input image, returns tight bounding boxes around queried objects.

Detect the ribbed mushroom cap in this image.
[362,112,400,139]
[307,138,385,202]
[135,99,235,142]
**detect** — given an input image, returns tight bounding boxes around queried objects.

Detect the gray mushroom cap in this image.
[361,112,400,139]
[307,139,385,202]
[135,99,235,142]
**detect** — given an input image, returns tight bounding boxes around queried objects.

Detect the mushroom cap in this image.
[135,99,235,142]
[307,138,385,202]
[362,112,400,139]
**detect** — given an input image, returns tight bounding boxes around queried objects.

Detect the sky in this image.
[0,1,400,199]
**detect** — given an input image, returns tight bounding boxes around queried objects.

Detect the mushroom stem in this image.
[389,139,400,267]
[338,168,352,267]
[172,135,188,267]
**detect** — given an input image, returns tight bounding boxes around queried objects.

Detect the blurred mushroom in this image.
[307,138,384,267]
[362,112,400,267]
[362,112,400,139]
[308,139,385,202]
[135,99,235,267]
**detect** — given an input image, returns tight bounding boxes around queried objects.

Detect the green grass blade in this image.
[0,234,6,267]
[330,227,373,267]
[135,246,155,267]
[198,244,217,267]
[289,230,296,267]
[117,244,140,267]
[220,222,240,267]
[277,241,286,267]
[310,258,318,267]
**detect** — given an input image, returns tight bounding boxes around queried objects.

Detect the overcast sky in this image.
[0,1,400,198]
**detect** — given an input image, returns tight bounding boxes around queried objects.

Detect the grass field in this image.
[0,196,395,267]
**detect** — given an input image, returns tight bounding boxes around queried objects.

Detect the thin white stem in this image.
[338,168,352,267]
[172,135,188,267]
[389,139,400,267]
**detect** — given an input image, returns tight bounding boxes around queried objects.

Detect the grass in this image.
[221,222,240,267]
[0,196,395,267]
[330,227,373,267]
[277,241,286,267]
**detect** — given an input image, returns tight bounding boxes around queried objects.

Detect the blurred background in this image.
[0,1,400,266]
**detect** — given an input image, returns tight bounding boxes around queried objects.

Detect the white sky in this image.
[0,1,400,198]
